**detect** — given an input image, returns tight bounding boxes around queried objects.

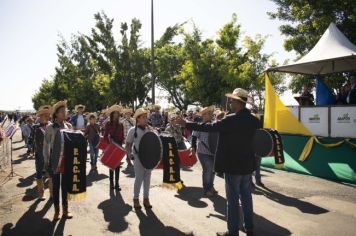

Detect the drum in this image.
[96,136,108,150]
[253,129,274,157]
[100,142,126,170]
[178,149,198,167]
[138,131,162,169]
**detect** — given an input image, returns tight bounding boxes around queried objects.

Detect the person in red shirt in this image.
[104,105,124,190]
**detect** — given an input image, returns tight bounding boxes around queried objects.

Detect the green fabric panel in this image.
[261,135,356,184]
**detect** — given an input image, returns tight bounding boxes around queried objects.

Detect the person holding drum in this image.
[84,113,100,171]
[122,108,135,168]
[104,104,125,191]
[191,105,218,197]
[43,100,73,220]
[126,108,153,209]
[176,88,261,236]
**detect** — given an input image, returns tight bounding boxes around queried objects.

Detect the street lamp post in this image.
[151,0,155,104]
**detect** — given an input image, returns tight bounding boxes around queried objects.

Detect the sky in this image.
[0,0,298,111]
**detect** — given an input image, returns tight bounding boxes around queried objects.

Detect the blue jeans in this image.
[35,154,44,179]
[254,155,261,183]
[89,142,99,166]
[225,173,253,235]
[197,153,215,193]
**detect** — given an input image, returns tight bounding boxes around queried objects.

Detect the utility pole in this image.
[151,0,155,104]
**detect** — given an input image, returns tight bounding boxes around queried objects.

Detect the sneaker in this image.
[256,181,265,187]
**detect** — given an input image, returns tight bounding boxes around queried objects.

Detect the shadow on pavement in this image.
[121,166,135,178]
[17,173,36,188]
[97,190,132,233]
[175,186,208,208]
[135,208,193,236]
[1,199,54,236]
[254,186,329,214]
[86,170,108,187]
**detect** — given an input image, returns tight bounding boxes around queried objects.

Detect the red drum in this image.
[100,142,126,170]
[96,136,108,150]
[178,148,198,167]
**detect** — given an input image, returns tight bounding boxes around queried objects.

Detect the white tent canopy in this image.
[268,23,356,75]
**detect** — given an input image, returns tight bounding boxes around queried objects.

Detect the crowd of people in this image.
[2,87,267,236]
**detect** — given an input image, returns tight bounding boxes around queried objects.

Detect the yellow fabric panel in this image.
[263,73,312,136]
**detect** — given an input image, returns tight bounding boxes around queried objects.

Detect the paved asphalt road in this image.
[1,131,356,236]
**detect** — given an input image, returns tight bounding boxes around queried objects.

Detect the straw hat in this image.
[168,113,178,121]
[214,110,226,120]
[153,104,161,110]
[133,108,149,119]
[86,113,97,120]
[75,104,85,112]
[197,105,215,116]
[225,88,251,104]
[52,100,67,115]
[36,105,52,117]
[106,104,122,116]
[122,108,133,114]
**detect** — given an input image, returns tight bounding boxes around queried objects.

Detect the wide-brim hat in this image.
[122,108,133,114]
[168,113,178,121]
[225,88,252,104]
[52,100,67,115]
[86,113,97,120]
[153,104,161,110]
[133,108,149,119]
[197,105,215,116]
[75,104,86,112]
[36,105,52,117]
[106,104,122,116]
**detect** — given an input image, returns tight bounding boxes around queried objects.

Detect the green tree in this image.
[269,0,355,93]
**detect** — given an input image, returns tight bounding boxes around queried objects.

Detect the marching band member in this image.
[43,100,73,220]
[191,105,218,197]
[70,104,87,131]
[84,113,100,171]
[104,104,124,191]
[126,108,152,209]
[165,114,186,150]
[148,105,164,128]
[33,105,52,200]
[122,108,135,168]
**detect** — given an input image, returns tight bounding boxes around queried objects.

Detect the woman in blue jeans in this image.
[192,105,218,197]
[84,113,100,171]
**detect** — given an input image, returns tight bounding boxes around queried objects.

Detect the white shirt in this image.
[76,115,85,129]
[126,126,149,159]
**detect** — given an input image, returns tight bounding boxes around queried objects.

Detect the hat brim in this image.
[75,105,85,112]
[52,101,67,115]
[37,110,51,117]
[197,106,215,116]
[134,111,148,119]
[225,93,251,104]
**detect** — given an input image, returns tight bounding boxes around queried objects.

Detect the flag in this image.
[263,73,312,136]
[316,78,336,105]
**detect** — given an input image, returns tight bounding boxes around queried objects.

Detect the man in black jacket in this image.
[177,88,260,236]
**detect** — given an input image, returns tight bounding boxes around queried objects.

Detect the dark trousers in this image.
[52,173,68,207]
[109,167,120,187]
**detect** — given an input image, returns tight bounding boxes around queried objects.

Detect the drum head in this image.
[138,132,162,169]
[253,129,274,157]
